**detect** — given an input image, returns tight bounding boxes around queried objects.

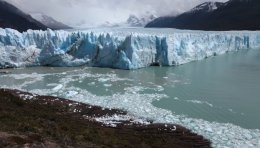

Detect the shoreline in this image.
[0,88,211,147]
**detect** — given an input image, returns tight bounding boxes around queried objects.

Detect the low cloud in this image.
[6,0,228,27]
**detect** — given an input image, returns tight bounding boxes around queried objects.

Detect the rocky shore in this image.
[0,88,211,147]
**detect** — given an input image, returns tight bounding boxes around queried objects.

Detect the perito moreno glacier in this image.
[1,27,260,69]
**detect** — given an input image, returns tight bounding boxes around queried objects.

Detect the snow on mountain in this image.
[146,0,260,31]
[228,0,254,3]
[126,14,157,27]
[0,0,47,32]
[74,14,157,28]
[189,2,223,13]
[146,1,224,29]
[30,13,72,30]
[0,28,260,70]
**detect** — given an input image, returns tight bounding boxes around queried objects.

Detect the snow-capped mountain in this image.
[146,1,224,29]
[126,14,157,27]
[75,14,157,28]
[30,13,72,30]
[101,14,157,28]
[146,0,260,31]
[0,0,47,32]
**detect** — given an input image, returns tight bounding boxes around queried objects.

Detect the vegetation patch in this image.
[0,88,211,147]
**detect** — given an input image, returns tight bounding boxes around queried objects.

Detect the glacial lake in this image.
[1,49,260,146]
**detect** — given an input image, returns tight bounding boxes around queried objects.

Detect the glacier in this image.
[1,27,260,69]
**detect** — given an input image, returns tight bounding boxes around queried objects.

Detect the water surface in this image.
[1,49,260,147]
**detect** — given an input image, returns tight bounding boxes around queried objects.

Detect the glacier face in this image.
[1,28,260,69]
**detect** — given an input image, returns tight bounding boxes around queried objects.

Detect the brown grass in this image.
[0,88,211,148]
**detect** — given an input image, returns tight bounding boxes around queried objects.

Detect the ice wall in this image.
[1,28,260,69]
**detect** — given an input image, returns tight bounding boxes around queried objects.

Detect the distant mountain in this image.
[78,14,157,28]
[30,13,72,30]
[97,14,157,28]
[144,16,176,28]
[0,0,47,32]
[126,14,157,27]
[146,2,223,29]
[146,0,260,31]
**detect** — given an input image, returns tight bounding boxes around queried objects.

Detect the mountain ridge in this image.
[30,12,72,30]
[0,0,47,32]
[146,0,260,31]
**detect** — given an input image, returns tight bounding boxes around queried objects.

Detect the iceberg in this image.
[1,28,260,69]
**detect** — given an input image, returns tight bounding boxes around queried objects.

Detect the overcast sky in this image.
[6,0,228,27]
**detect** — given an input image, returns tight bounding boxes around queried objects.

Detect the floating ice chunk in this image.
[66,91,79,97]
[52,84,63,91]
[104,84,112,87]
[173,97,180,100]
[155,85,164,91]
[94,114,150,127]
[98,78,110,82]
[88,82,96,85]
[187,100,213,107]
[47,83,59,87]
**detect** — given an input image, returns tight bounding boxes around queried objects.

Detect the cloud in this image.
[6,0,228,27]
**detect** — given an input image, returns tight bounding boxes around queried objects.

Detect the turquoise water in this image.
[0,49,260,130]
[152,49,260,129]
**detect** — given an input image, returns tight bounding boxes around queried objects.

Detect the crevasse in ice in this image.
[1,28,260,69]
